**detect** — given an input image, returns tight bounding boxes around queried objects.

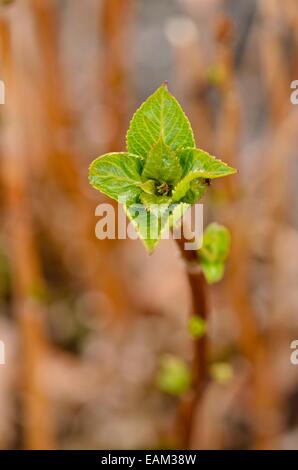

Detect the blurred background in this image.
[0,0,298,450]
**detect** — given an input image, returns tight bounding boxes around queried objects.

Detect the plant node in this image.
[156,181,171,196]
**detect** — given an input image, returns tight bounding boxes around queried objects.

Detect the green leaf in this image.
[183,179,208,204]
[169,202,190,230]
[178,148,237,179]
[199,223,231,263]
[140,193,172,221]
[88,84,238,254]
[201,261,225,284]
[198,223,231,284]
[126,83,195,157]
[140,193,172,210]
[125,201,189,253]
[172,173,207,202]
[139,179,156,194]
[172,148,236,203]
[142,138,183,186]
[156,354,191,396]
[125,202,170,253]
[188,316,206,339]
[89,152,143,203]
[172,172,195,202]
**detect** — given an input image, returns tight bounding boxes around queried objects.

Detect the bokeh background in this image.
[0,0,298,450]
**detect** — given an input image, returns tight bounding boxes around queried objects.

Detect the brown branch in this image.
[100,0,135,151]
[0,17,55,450]
[28,0,137,320]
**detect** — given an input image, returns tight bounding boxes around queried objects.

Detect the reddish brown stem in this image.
[176,237,209,449]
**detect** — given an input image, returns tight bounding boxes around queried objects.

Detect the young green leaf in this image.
[201,261,225,284]
[172,148,236,202]
[126,83,195,157]
[172,172,208,202]
[88,84,237,254]
[139,179,156,195]
[140,193,172,210]
[125,202,171,253]
[198,223,231,284]
[125,200,189,253]
[178,148,237,179]
[199,223,231,263]
[89,152,143,203]
[142,138,183,186]
[182,179,208,204]
[169,202,190,229]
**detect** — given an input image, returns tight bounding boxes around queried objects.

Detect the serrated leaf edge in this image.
[126,83,196,157]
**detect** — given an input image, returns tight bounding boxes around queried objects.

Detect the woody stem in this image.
[176,235,209,448]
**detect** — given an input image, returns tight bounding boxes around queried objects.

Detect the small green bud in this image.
[156,354,191,396]
[188,315,206,339]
